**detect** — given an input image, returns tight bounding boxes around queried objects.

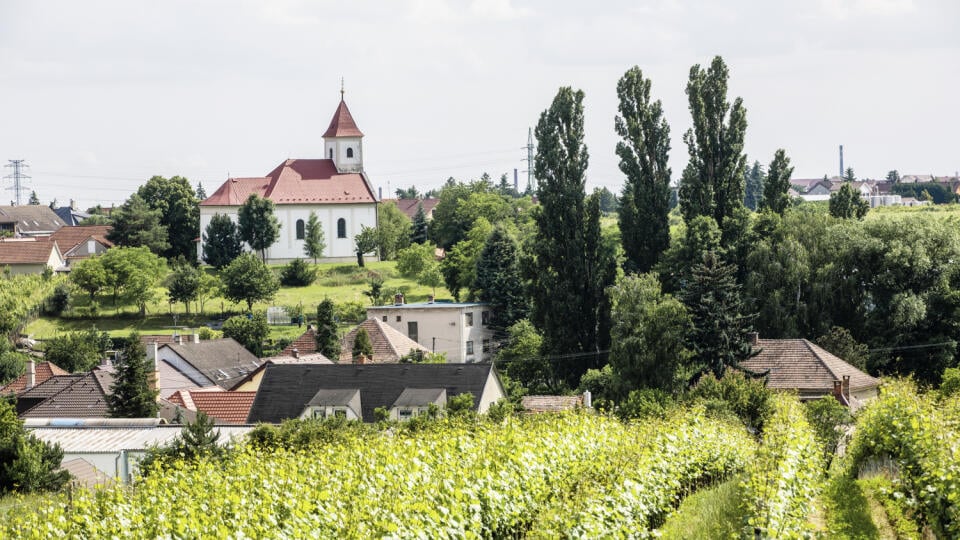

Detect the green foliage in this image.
[219,253,280,311]
[760,149,794,215]
[334,300,366,325]
[474,225,527,329]
[678,56,748,233]
[99,246,168,316]
[428,179,521,250]
[829,182,870,219]
[411,202,429,245]
[376,201,411,261]
[314,299,340,360]
[202,213,243,269]
[353,225,378,267]
[352,327,373,360]
[495,319,556,394]
[0,399,69,494]
[302,211,325,264]
[44,282,72,316]
[743,160,765,211]
[395,243,434,280]
[361,273,385,305]
[166,257,201,313]
[617,388,675,420]
[0,351,28,385]
[656,214,722,294]
[815,326,870,372]
[609,273,693,395]
[107,332,159,418]
[140,412,224,474]
[197,327,221,341]
[687,371,773,432]
[106,193,170,255]
[446,392,475,417]
[137,175,200,261]
[43,327,111,373]
[892,182,957,204]
[279,259,318,287]
[221,312,269,357]
[238,194,281,261]
[803,397,852,466]
[616,65,672,274]
[821,474,881,539]
[416,262,443,296]
[69,256,104,302]
[577,364,620,405]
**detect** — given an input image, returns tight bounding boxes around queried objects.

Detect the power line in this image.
[867,341,957,354]
[4,160,31,205]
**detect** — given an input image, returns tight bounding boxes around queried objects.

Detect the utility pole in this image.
[4,160,30,206]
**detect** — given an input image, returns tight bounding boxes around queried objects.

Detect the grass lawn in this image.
[657,476,748,539]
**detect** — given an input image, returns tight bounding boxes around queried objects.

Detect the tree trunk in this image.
[356,251,365,267]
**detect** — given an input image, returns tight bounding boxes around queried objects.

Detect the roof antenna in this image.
[340,77,345,100]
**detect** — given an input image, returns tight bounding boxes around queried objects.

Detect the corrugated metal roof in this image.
[28,426,254,452]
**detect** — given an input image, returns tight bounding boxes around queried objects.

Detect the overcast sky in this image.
[1,0,958,209]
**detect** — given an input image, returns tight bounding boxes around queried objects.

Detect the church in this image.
[198,96,379,264]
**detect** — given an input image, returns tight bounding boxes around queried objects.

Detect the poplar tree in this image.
[238,194,281,262]
[678,56,748,233]
[315,299,341,360]
[744,160,765,211]
[530,87,615,388]
[108,333,159,418]
[760,149,794,215]
[615,66,672,274]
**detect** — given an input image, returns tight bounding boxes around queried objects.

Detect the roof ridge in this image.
[801,339,843,381]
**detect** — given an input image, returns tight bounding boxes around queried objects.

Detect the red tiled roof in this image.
[200,160,375,206]
[0,361,70,394]
[0,239,61,265]
[281,328,318,356]
[339,318,429,364]
[382,198,440,220]
[49,225,113,255]
[322,99,364,138]
[739,339,880,394]
[521,395,584,413]
[169,389,256,424]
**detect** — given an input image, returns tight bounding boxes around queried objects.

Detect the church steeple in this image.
[323,87,364,173]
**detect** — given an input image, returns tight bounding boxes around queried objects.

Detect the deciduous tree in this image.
[353,226,378,267]
[220,253,280,311]
[238,194,281,262]
[137,175,200,261]
[376,201,411,260]
[202,213,243,269]
[829,183,869,219]
[167,258,201,314]
[106,193,170,255]
[221,312,269,357]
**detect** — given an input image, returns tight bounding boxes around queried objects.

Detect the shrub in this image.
[687,371,774,432]
[447,392,475,417]
[803,397,852,466]
[221,312,269,357]
[940,366,960,399]
[617,388,674,420]
[197,327,222,341]
[279,259,318,287]
[44,282,72,316]
[335,301,366,324]
[43,327,112,373]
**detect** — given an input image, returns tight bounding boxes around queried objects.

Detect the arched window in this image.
[346,147,354,158]
[328,148,333,159]
[337,218,347,238]
[295,219,305,240]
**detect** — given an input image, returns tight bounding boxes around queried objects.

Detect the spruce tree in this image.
[196,182,207,200]
[681,251,756,379]
[474,225,527,329]
[829,183,870,219]
[303,210,326,264]
[352,327,373,360]
[615,66,672,274]
[411,202,429,245]
[315,299,341,360]
[678,56,748,233]
[743,160,765,211]
[108,333,159,418]
[760,149,794,215]
[238,194,281,262]
[28,191,40,205]
[202,213,243,269]
[530,87,615,388]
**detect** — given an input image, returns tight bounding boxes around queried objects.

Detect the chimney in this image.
[26,360,35,389]
[582,390,592,409]
[832,380,843,400]
[192,332,199,344]
[748,332,759,346]
[842,375,850,400]
[355,354,367,365]
[146,341,158,366]
[394,293,404,306]
[177,334,184,345]
[427,294,435,304]
[292,348,299,359]
[70,199,77,210]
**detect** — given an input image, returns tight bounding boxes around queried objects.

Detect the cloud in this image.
[817,0,916,20]
[468,0,533,20]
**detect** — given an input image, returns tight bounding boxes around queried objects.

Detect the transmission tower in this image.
[4,160,30,206]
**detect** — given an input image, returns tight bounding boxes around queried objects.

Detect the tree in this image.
[279,259,317,287]
[376,201,411,261]
[100,247,167,316]
[530,87,616,387]
[196,181,207,200]
[417,262,444,297]
[139,411,223,471]
[353,226,378,267]
[396,243,435,280]
[759,149,794,215]
[0,399,69,494]
[238,194,281,262]
[43,328,111,373]
[678,56,748,235]
[27,191,39,205]
[411,203,429,245]
[107,333,159,418]
[352,327,373,360]
[682,251,756,379]
[303,211,325,264]
[221,312,270,357]
[202,213,243,269]
[441,218,492,300]
[886,170,900,184]
[829,183,869,219]
[362,274,386,305]
[137,175,200,261]
[0,351,28,385]
[315,299,341,360]
[70,256,108,301]
[495,319,557,394]
[608,273,693,395]
[474,225,527,329]
[843,167,856,182]
[220,253,280,311]
[744,160,765,211]
[196,271,219,314]
[815,326,870,371]
[615,66,672,274]
[395,186,420,199]
[106,193,170,255]
[167,258,201,314]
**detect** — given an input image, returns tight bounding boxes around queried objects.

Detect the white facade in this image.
[199,202,377,264]
[366,302,496,363]
[325,135,363,173]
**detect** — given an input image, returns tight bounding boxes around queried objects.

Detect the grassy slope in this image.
[657,476,747,539]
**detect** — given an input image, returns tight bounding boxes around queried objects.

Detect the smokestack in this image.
[26,360,35,389]
[748,332,759,346]
[513,168,518,191]
[839,145,844,178]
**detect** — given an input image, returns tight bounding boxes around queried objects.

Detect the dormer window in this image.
[346,147,354,158]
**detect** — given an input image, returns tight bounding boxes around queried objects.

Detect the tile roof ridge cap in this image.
[802,339,843,380]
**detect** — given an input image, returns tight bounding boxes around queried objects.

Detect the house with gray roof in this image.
[247,363,506,423]
[146,337,261,397]
[0,205,65,237]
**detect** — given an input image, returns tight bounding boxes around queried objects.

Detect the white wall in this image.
[366,304,496,363]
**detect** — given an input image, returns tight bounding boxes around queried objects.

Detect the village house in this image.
[0,238,65,274]
[339,317,429,364]
[367,296,496,363]
[48,224,112,266]
[198,95,378,264]
[145,336,262,398]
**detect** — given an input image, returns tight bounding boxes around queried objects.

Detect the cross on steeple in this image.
[340,77,345,100]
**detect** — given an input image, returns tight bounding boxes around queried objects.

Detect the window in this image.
[295,219,305,240]
[399,408,413,420]
[382,315,387,322]
[329,148,333,159]
[466,341,474,355]
[396,315,402,322]
[465,312,474,327]
[334,408,347,419]
[408,321,418,342]
[337,218,347,238]
[346,147,354,158]
[482,339,491,353]
[312,408,324,419]
[481,311,490,326]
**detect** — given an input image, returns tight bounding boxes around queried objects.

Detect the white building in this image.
[198,96,378,264]
[366,299,496,363]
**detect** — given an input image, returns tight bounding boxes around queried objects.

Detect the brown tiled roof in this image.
[281,328,318,356]
[201,160,375,206]
[168,389,255,424]
[521,395,583,413]
[0,361,70,394]
[21,368,115,418]
[339,318,429,364]
[139,334,178,347]
[322,99,364,138]
[0,239,61,265]
[49,225,113,254]
[738,339,880,393]
[18,374,85,399]
[381,198,440,220]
